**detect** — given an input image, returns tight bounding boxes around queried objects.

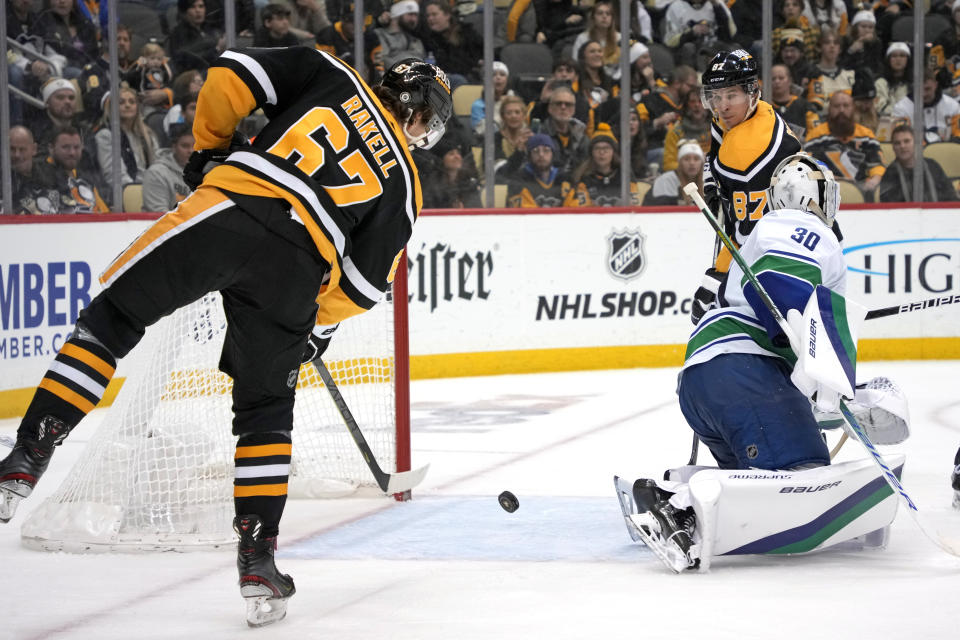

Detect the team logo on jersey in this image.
[607,229,646,281]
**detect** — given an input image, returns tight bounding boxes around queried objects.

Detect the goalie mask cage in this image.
[20,267,411,553]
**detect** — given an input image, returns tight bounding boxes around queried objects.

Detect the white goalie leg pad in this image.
[663,465,716,483]
[687,456,903,567]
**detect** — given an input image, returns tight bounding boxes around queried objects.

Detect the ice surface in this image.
[2,362,958,639]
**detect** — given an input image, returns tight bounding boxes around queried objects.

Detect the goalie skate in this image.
[613,475,644,542]
[628,479,699,574]
[952,462,960,510]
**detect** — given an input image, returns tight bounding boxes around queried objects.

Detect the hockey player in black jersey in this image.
[0,50,451,627]
[689,49,802,325]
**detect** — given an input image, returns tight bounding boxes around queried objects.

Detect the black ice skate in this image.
[0,416,70,523]
[952,463,960,510]
[234,515,296,627]
[628,478,699,573]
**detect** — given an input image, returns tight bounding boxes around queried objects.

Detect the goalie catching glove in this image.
[301,323,339,364]
[183,131,250,190]
[816,377,911,445]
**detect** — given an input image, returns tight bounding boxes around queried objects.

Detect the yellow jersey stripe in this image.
[234,483,289,497]
[100,187,232,287]
[235,443,293,459]
[39,378,95,414]
[193,67,259,150]
[59,343,116,380]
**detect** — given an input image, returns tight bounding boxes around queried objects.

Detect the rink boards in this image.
[1,204,958,415]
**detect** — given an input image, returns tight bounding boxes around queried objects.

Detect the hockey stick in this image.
[865,294,960,320]
[687,434,700,465]
[683,182,960,557]
[311,359,429,495]
[829,433,848,460]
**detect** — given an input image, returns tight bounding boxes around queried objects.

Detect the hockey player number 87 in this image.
[731,190,768,221]
[268,106,384,207]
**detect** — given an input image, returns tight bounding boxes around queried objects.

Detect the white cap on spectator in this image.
[492,61,509,76]
[851,10,875,27]
[41,78,76,103]
[390,0,419,18]
[678,141,704,160]
[629,42,649,64]
[886,42,910,58]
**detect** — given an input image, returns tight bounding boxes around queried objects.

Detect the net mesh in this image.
[21,292,398,552]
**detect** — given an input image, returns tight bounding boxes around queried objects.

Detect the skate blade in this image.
[0,480,32,524]
[613,476,643,542]
[244,594,289,628]
[628,513,696,574]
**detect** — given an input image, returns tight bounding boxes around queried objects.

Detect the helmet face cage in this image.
[767,154,840,227]
[381,58,452,150]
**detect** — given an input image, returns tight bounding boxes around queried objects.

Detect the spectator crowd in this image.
[5,0,960,214]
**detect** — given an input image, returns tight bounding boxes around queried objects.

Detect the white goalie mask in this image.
[767,154,840,227]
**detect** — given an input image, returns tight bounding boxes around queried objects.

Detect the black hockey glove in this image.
[183,131,250,190]
[301,324,339,364]
[690,268,726,326]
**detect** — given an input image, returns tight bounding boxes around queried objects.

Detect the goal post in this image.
[20,264,411,553]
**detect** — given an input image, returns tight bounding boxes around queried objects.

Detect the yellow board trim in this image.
[2,338,959,418]
[234,483,289,497]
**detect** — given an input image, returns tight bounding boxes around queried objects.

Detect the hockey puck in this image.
[498,490,519,513]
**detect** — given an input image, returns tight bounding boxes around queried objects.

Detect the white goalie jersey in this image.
[683,208,846,370]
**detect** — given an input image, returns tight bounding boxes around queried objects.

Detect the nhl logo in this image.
[607,229,646,281]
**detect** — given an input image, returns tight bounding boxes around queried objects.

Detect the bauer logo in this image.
[779,481,842,493]
[607,229,646,282]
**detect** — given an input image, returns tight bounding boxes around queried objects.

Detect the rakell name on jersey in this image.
[340,94,398,179]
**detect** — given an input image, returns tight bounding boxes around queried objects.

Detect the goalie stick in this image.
[683,181,960,558]
[865,294,960,320]
[311,359,429,495]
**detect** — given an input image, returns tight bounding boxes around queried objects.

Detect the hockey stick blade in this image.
[684,181,960,559]
[312,359,429,494]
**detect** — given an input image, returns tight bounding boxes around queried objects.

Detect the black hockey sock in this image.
[234,431,291,538]
[18,336,117,441]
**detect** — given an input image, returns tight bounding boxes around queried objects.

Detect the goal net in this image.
[20,272,410,553]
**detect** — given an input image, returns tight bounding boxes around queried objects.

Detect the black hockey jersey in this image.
[704,99,801,252]
[194,46,422,326]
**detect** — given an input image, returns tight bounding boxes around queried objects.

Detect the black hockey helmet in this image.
[701,49,759,91]
[380,58,452,149]
[700,49,760,121]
